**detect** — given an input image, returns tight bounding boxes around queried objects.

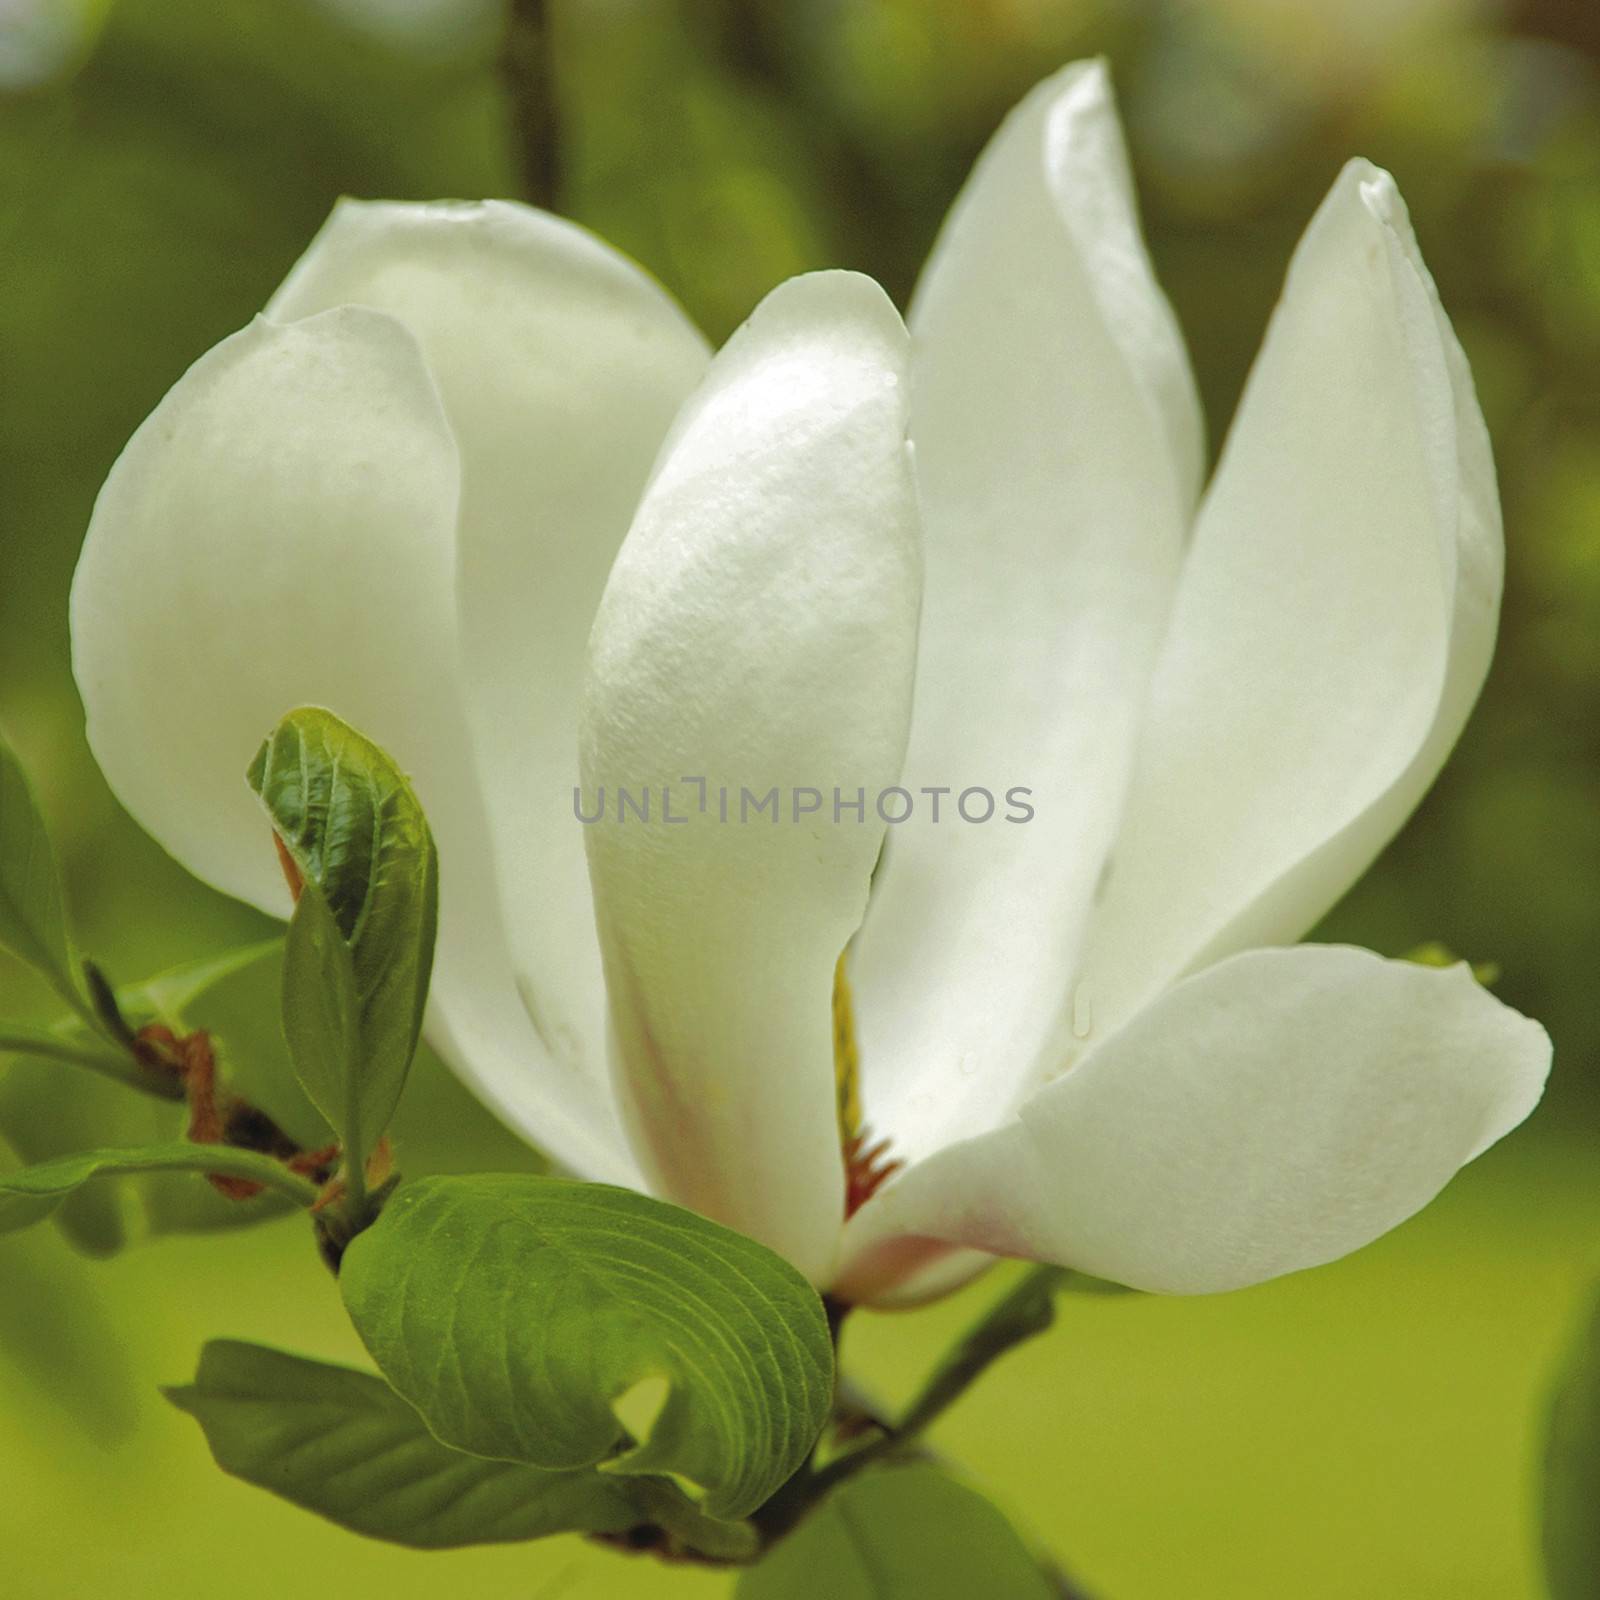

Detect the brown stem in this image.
[134,1021,338,1202]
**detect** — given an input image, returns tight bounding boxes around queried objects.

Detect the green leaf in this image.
[280,882,364,1159]
[340,1174,834,1521]
[0,1143,319,1236]
[738,1467,1058,1600]
[0,730,87,1019]
[248,708,438,1171]
[1542,1282,1600,1600]
[166,1340,646,1548]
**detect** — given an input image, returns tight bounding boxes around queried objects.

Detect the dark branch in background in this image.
[708,0,916,304]
[501,0,562,209]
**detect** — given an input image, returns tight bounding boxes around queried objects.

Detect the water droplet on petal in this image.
[1071,983,1093,1041]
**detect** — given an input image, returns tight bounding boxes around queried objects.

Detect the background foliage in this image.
[1,0,1597,1594]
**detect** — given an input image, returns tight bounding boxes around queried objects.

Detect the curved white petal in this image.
[837,947,1549,1299]
[70,309,638,1184]
[851,60,1204,1163]
[1074,161,1503,1040]
[268,199,710,1135]
[580,272,922,1282]
[844,1245,995,1310]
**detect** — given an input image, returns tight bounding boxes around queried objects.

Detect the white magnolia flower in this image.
[71,61,1550,1306]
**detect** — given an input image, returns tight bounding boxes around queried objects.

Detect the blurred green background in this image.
[1,0,1597,1595]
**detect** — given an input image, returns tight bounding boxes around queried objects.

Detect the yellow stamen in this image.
[832,948,862,1144]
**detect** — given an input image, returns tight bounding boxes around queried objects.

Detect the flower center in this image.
[833,951,903,1219]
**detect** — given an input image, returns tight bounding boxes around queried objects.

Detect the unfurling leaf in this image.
[1542,1282,1600,1600]
[166,1340,646,1547]
[340,1174,834,1521]
[737,1467,1058,1600]
[248,708,438,1175]
[0,1142,319,1235]
[0,729,89,1020]
[280,883,363,1158]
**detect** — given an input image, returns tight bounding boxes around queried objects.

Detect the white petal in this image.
[851,60,1204,1163]
[580,272,921,1282]
[1075,162,1503,1039]
[69,309,638,1184]
[268,199,710,1128]
[837,947,1549,1298]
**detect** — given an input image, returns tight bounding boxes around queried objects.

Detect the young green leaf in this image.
[1543,1282,1600,1600]
[340,1174,834,1521]
[248,708,438,1175]
[737,1467,1059,1600]
[0,729,88,1019]
[280,882,364,1163]
[0,1143,319,1235]
[166,1340,647,1548]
